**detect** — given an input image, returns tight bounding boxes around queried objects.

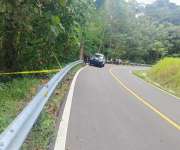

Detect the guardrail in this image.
[0,60,83,150]
[129,63,152,67]
[106,60,152,67]
[106,61,151,67]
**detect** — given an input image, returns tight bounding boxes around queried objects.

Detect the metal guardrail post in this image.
[0,60,83,150]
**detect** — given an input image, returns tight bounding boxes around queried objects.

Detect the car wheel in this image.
[100,64,104,67]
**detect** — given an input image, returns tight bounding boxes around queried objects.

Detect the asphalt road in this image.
[65,64,180,150]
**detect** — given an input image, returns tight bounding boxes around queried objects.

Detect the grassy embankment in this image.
[0,78,41,133]
[0,64,83,149]
[134,57,180,97]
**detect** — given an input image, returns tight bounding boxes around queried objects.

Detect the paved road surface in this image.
[65,65,180,150]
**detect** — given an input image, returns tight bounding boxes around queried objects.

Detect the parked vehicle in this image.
[89,53,106,67]
[115,59,122,64]
[106,58,122,64]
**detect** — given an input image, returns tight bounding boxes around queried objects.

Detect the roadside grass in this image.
[0,77,42,133]
[133,57,180,97]
[22,64,84,150]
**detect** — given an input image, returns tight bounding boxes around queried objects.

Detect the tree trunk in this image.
[80,40,84,60]
[1,1,19,71]
[2,12,18,71]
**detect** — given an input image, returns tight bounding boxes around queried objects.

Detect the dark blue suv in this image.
[89,53,105,67]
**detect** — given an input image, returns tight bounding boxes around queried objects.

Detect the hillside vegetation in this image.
[148,58,180,94]
[0,78,41,132]
[136,57,180,97]
[0,0,180,72]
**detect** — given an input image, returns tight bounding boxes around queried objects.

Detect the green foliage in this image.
[0,0,180,69]
[145,0,180,25]
[0,0,95,71]
[88,0,180,63]
[135,57,180,97]
[148,58,180,88]
[0,78,40,132]
[22,110,55,150]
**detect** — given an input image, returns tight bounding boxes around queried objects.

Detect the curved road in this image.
[58,65,180,150]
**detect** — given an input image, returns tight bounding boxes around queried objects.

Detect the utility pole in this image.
[80,26,84,60]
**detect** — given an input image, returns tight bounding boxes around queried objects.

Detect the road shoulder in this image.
[54,66,86,150]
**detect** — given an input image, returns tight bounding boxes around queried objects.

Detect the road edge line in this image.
[54,66,87,150]
[109,68,180,131]
[132,71,180,100]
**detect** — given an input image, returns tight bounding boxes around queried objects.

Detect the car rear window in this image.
[95,54,103,58]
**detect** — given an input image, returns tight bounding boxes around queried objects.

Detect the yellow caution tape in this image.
[0,69,61,75]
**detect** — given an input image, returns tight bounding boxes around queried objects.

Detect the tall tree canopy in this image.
[0,0,180,71]
[0,0,95,71]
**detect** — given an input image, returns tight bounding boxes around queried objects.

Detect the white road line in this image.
[54,66,86,150]
[131,71,180,100]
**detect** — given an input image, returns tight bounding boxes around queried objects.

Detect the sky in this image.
[136,0,180,5]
